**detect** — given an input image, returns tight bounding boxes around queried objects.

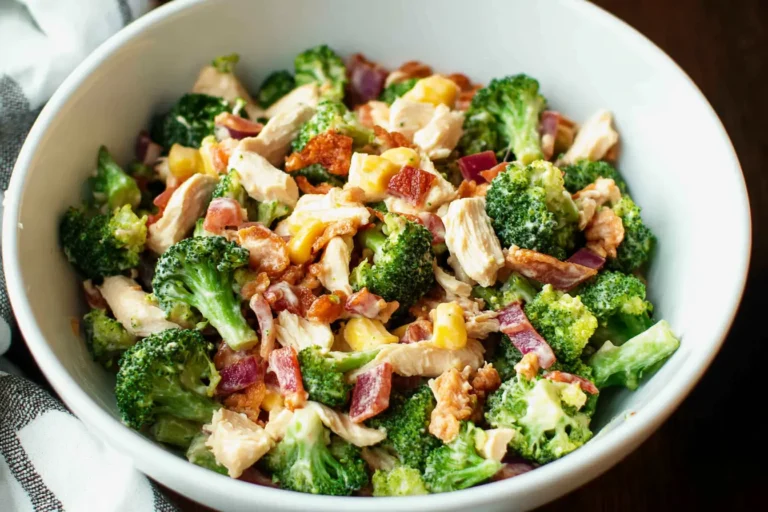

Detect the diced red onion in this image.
[136,130,163,166]
[566,248,606,270]
[457,151,497,183]
[217,356,264,395]
[347,54,388,105]
[492,458,536,481]
[239,467,280,487]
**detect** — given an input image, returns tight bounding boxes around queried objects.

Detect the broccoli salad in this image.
[60,45,680,496]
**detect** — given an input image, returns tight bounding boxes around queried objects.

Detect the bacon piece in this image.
[222,381,267,423]
[215,112,264,139]
[237,224,291,276]
[345,288,388,318]
[268,346,308,410]
[217,355,266,395]
[566,248,606,270]
[240,272,271,301]
[346,53,388,106]
[203,197,245,234]
[373,125,413,151]
[446,73,472,92]
[470,363,501,399]
[306,293,345,323]
[147,185,178,225]
[213,342,254,370]
[387,166,436,207]
[211,143,231,173]
[264,282,316,317]
[479,162,508,183]
[295,176,334,195]
[505,245,598,291]
[384,61,432,87]
[399,319,433,344]
[349,363,393,423]
[277,265,305,286]
[514,352,540,380]
[497,302,556,369]
[416,212,445,244]
[544,370,599,395]
[312,219,359,253]
[285,131,353,176]
[249,294,276,359]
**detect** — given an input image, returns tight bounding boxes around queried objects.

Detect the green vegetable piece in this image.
[378,78,419,105]
[423,422,502,493]
[89,146,141,210]
[297,346,381,407]
[292,163,346,187]
[257,200,292,228]
[589,320,680,390]
[257,70,296,108]
[187,432,228,475]
[372,466,429,496]
[292,99,373,152]
[152,93,232,149]
[608,196,656,273]
[561,159,628,195]
[82,308,136,369]
[212,169,248,205]
[150,415,201,448]
[472,272,537,311]
[115,329,220,430]
[211,53,240,74]
[294,44,347,102]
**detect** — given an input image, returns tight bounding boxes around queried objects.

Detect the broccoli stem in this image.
[150,415,201,448]
[358,226,387,261]
[332,350,381,372]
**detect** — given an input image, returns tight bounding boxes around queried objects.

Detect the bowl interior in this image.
[3,0,749,510]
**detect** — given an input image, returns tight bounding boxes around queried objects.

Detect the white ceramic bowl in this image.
[2,0,751,510]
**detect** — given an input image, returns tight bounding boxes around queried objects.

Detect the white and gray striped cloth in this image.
[1,1,179,510]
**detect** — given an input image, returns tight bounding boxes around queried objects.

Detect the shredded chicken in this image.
[585,207,625,258]
[412,104,464,160]
[240,103,316,167]
[361,447,398,471]
[305,401,386,447]
[434,263,472,298]
[384,61,433,87]
[443,198,505,287]
[96,276,179,336]
[315,236,353,295]
[228,142,299,207]
[264,83,320,118]
[388,98,436,141]
[192,65,264,120]
[274,310,334,351]
[560,109,619,165]
[147,174,216,254]
[428,366,475,443]
[356,101,391,130]
[274,188,370,236]
[205,408,274,478]
[574,178,622,229]
[447,254,476,285]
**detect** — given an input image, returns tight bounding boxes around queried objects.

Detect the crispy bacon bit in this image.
[417,212,446,244]
[240,272,271,301]
[385,61,432,87]
[446,73,472,92]
[349,363,393,423]
[277,265,305,286]
[470,363,502,399]
[213,342,254,370]
[299,270,322,291]
[250,294,276,359]
[456,84,482,111]
[214,112,264,138]
[345,288,388,317]
[211,143,231,173]
[585,208,625,259]
[479,163,508,183]
[265,281,316,317]
[544,370,599,395]
[223,381,267,423]
[217,355,266,396]
[497,302,556,369]
[514,352,540,381]
[355,103,376,130]
[268,346,308,410]
[429,366,475,443]
[237,224,291,276]
[312,219,359,253]
[505,245,598,291]
[295,176,334,195]
[387,166,436,206]
[306,293,345,323]
[203,197,245,234]
[566,248,606,270]
[83,280,107,310]
[457,180,478,199]
[399,318,433,344]
[373,125,413,151]
[285,131,353,176]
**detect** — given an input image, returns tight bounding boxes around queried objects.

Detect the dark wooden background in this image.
[7,0,768,510]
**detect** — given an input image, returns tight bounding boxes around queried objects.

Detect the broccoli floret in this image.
[211,52,239,73]
[485,160,579,258]
[150,415,201,448]
[366,201,388,213]
[525,285,597,365]
[486,376,592,464]
[257,70,296,108]
[89,146,141,210]
[423,422,502,493]
[297,346,381,407]
[561,159,628,195]
[589,320,680,390]
[115,329,220,429]
[434,154,464,187]
[490,335,523,381]
[350,213,434,308]
[212,169,248,205]
[193,218,214,238]
[372,466,429,496]
[367,386,441,471]
[292,99,373,152]
[579,271,654,345]
[264,407,368,495]
[378,78,419,105]
[294,44,347,102]
[81,309,136,369]
[608,196,656,273]
[257,200,292,228]
[152,93,232,149]
[187,432,228,475]
[152,236,257,350]
[472,272,537,311]
[292,163,347,187]
[60,205,147,279]
[459,74,546,163]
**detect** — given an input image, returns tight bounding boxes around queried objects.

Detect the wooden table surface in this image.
[8,0,767,510]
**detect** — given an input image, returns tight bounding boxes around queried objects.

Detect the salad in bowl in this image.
[59,44,680,497]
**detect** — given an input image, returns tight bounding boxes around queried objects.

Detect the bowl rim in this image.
[2,0,752,510]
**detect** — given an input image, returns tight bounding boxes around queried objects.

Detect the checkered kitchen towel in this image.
[1,1,179,510]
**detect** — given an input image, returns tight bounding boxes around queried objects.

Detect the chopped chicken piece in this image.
[274,310,334,351]
[240,104,316,167]
[315,236,353,295]
[97,276,180,336]
[361,447,398,471]
[264,408,294,441]
[388,98,436,140]
[447,254,476,285]
[434,264,472,298]
[418,153,458,211]
[192,65,264,120]
[383,196,421,216]
[573,178,622,229]
[475,428,516,462]
[274,188,370,236]
[347,339,485,380]
[264,83,320,119]
[585,207,625,258]
[443,198,505,287]
[147,174,216,254]
[228,143,299,207]
[305,401,386,447]
[412,104,464,160]
[428,366,475,443]
[356,100,391,130]
[514,352,540,381]
[560,109,619,165]
[205,408,274,478]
